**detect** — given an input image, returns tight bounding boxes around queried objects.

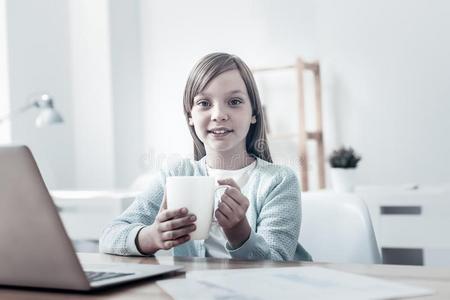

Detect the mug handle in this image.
[211,184,229,219]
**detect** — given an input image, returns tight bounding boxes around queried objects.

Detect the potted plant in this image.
[328,146,361,192]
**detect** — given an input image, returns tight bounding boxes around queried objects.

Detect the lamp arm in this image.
[0,102,36,124]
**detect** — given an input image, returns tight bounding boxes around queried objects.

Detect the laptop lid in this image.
[0,145,183,291]
[0,145,91,290]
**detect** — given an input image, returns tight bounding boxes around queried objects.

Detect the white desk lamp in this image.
[0,94,63,127]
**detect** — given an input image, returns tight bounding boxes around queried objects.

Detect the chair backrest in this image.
[299,192,381,264]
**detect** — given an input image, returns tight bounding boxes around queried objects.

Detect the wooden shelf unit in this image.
[253,58,325,191]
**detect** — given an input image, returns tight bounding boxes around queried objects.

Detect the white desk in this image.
[50,190,138,240]
[1,253,448,299]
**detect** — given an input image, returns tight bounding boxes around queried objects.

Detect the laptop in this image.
[0,145,182,291]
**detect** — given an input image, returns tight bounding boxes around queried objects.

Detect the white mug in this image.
[166,176,224,240]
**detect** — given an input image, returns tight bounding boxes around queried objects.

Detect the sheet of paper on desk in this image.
[157,266,434,300]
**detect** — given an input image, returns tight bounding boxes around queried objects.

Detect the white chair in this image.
[299,192,381,264]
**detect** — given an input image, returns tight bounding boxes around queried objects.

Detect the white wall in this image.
[0,0,10,144]
[140,0,318,174]
[110,0,144,187]
[69,0,116,189]
[3,0,144,190]
[141,0,450,187]
[5,0,75,188]
[3,0,449,189]
[316,0,450,185]
[69,0,144,189]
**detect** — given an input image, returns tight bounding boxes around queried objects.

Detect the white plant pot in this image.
[330,168,356,193]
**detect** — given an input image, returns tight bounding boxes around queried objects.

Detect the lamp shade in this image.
[35,107,64,127]
[33,94,64,127]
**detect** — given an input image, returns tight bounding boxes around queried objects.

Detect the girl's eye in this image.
[196,100,210,107]
[229,98,242,106]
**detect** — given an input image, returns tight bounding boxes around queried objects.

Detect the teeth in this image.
[211,130,229,134]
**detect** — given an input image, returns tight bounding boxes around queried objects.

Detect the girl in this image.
[99,53,311,261]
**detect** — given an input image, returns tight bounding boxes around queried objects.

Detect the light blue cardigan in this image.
[99,156,312,261]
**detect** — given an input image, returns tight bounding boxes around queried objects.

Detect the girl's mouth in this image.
[208,128,233,137]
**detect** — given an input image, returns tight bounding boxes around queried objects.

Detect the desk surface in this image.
[1,253,449,299]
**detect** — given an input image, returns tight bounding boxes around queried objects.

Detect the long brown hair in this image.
[183,53,272,163]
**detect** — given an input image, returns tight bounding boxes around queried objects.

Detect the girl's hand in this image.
[137,194,196,254]
[215,178,251,248]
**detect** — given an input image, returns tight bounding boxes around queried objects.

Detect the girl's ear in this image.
[251,115,257,124]
[188,117,194,126]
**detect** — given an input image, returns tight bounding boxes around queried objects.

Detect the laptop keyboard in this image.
[85,271,134,282]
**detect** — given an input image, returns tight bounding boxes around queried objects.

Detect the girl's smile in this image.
[208,127,233,138]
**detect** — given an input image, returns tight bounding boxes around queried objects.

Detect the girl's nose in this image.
[211,106,229,122]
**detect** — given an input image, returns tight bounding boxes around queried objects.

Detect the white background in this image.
[1,0,449,190]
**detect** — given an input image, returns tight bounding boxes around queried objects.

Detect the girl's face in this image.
[189,69,256,159]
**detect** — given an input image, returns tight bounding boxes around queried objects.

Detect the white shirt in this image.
[204,161,256,258]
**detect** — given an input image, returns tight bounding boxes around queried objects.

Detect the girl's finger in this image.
[157,207,188,222]
[161,224,196,241]
[159,214,196,232]
[217,178,240,191]
[220,194,239,212]
[215,210,230,227]
[162,235,190,250]
[218,198,234,217]
[224,187,246,206]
